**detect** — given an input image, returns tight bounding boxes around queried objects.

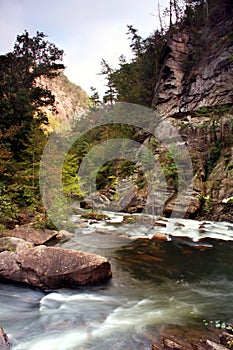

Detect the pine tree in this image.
[0,30,64,159]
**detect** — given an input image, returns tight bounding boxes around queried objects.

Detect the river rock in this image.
[1,226,58,245]
[0,326,10,349]
[0,237,34,253]
[206,340,229,350]
[151,324,233,350]
[151,234,168,242]
[0,246,112,290]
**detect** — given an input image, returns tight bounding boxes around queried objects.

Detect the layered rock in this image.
[1,226,74,245]
[151,18,233,220]
[153,20,233,118]
[1,226,58,245]
[0,246,112,290]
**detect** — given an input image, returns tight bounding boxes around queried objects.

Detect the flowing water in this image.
[1,213,233,349]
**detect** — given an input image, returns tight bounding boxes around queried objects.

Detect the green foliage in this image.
[90,86,101,107]
[0,184,19,220]
[100,28,165,107]
[100,59,117,104]
[194,104,231,117]
[160,151,179,188]
[99,0,232,108]
[80,210,109,221]
[62,152,84,199]
[206,144,222,176]
[32,213,58,230]
[199,194,212,214]
[0,30,64,158]
[0,30,65,223]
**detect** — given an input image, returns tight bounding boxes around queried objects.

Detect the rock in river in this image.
[0,326,10,349]
[0,246,112,290]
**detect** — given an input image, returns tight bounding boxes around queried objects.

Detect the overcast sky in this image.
[0,0,169,96]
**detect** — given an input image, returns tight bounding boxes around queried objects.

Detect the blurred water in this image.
[1,216,233,349]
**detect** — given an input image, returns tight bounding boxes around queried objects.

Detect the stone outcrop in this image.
[36,72,89,123]
[152,31,233,222]
[153,20,233,118]
[0,246,112,290]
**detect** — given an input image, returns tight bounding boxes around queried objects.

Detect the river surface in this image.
[1,213,233,349]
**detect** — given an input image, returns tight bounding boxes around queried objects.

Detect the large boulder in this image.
[0,246,112,290]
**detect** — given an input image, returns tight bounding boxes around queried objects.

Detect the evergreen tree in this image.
[0,31,65,220]
[0,30,64,159]
[90,86,101,107]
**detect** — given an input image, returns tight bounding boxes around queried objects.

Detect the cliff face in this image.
[171,110,233,221]
[151,18,233,220]
[37,72,89,122]
[153,19,233,117]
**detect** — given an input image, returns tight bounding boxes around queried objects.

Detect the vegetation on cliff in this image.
[100,0,232,109]
[81,0,233,220]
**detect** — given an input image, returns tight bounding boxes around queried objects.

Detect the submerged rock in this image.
[0,246,112,290]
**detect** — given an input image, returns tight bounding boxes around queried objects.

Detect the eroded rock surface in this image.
[153,21,233,118]
[1,226,58,245]
[0,246,112,290]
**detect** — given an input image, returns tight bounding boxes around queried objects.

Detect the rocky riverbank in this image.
[152,324,233,349]
[1,213,233,349]
[0,225,112,290]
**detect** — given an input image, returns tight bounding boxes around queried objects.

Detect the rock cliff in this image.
[149,17,233,220]
[37,72,89,123]
[153,19,233,117]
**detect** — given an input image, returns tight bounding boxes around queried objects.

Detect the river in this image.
[1,213,233,349]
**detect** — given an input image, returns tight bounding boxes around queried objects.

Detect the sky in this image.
[0,0,169,97]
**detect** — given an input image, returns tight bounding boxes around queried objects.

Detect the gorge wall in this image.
[153,19,233,117]
[150,18,233,220]
[37,72,89,126]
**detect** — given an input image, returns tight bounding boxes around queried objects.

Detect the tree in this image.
[0,30,64,159]
[100,27,164,107]
[0,31,65,219]
[100,59,117,105]
[90,86,101,107]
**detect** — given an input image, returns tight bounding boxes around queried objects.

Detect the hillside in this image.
[37,72,90,130]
